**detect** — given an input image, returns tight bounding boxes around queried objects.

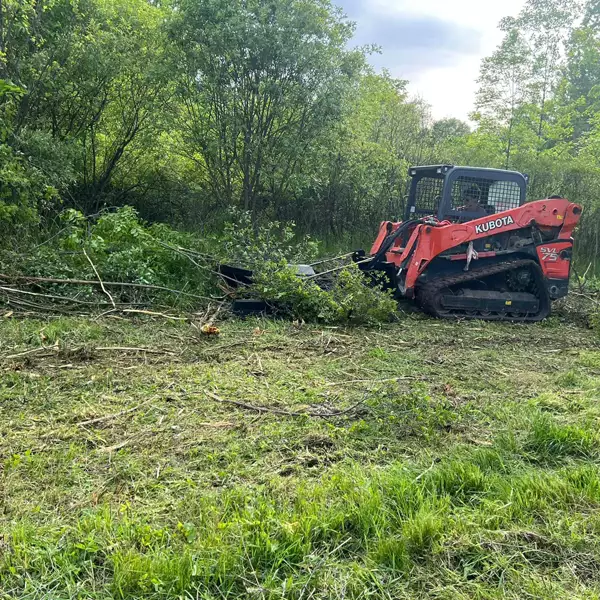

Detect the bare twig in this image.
[304,257,372,280]
[571,291,600,305]
[5,343,59,360]
[76,399,152,427]
[94,346,175,355]
[159,242,248,291]
[121,309,187,321]
[323,376,414,387]
[157,241,212,272]
[83,249,116,308]
[203,390,364,418]
[308,253,353,268]
[207,300,227,324]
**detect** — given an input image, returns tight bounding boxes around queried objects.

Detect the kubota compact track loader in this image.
[355,165,582,322]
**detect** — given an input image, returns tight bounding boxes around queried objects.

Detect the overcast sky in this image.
[337,0,526,121]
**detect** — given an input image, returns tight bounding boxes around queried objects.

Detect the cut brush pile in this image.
[0,207,399,325]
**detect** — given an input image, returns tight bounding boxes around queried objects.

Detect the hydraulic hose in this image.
[368,219,426,269]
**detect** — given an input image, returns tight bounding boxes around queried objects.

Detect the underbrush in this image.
[0,206,397,324]
[0,206,216,309]
[4,205,599,328]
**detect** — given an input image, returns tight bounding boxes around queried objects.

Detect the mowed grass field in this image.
[1,311,600,599]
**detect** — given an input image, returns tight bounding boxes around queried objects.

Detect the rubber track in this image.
[417,259,551,322]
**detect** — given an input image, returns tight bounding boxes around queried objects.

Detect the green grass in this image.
[1,313,600,598]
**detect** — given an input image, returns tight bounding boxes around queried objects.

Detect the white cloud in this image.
[339,0,526,120]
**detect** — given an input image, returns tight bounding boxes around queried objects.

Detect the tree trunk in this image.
[505,111,515,170]
[0,0,5,79]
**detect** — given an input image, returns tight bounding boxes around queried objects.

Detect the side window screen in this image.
[451,177,521,215]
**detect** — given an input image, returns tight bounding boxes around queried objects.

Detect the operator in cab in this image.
[459,185,488,217]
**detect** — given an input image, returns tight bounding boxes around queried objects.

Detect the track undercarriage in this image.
[416,259,550,322]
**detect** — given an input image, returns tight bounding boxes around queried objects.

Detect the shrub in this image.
[252,261,398,325]
[1,206,216,308]
[332,264,399,325]
[252,261,340,322]
[1,204,398,321]
[216,208,320,267]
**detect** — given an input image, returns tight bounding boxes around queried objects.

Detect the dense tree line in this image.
[2,0,600,261]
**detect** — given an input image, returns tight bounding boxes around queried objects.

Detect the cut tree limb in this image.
[83,249,116,308]
[76,399,152,427]
[0,286,124,306]
[323,376,414,387]
[0,273,218,301]
[203,390,364,418]
[121,309,187,321]
[5,343,59,360]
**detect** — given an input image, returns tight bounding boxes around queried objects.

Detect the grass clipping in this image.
[252,261,398,324]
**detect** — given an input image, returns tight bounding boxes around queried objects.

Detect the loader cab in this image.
[405,165,528,223]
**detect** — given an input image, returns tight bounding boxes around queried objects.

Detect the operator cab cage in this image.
[405,165,529,223]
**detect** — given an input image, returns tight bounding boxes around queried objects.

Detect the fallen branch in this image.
[83,249,116,308]
[4,295,74,314]
[323,376,414,387]
[1,286,180,312]
[203,390,364,418]
[77,399,152,427]
[0,285,120,306]
[5,343,59,360]
[0,273,218,302]
[121,309,187,321]
[94,346,175,355]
